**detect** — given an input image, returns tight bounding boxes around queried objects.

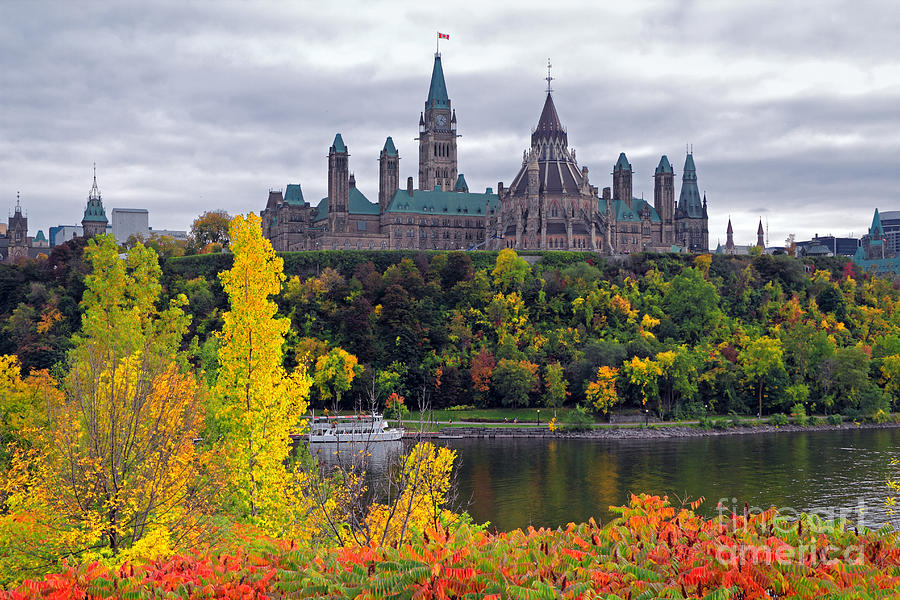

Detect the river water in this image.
[437,428,900,532]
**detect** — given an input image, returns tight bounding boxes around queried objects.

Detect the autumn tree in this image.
[623,356,662,411]
[470,348,495,406]
[213,214,311,534]
[2,235,213,574]
[312,346,361,410]
[585,365,619,415]
[190,209,231,250]
[491,248,531,293]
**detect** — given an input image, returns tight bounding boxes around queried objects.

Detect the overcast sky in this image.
[2,0,899,248]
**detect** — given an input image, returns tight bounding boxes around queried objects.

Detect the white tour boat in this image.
[307,412,403,443]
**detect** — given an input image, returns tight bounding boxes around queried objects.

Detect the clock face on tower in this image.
[436,114,447,127]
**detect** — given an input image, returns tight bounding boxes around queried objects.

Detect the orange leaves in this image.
[8,494,900,599]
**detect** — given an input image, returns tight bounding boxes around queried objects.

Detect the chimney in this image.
[498,181,504,196]
[349,173,356,189]
[407,176,414,197]
[602,187,611,201]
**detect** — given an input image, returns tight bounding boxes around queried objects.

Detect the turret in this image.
[82,164,108,238]
[327,133,350,234]
[612,152,633,209]
[378,136,399,212]
[654,155,675,244]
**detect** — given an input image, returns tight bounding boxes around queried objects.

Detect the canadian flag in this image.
[438,32,449,40]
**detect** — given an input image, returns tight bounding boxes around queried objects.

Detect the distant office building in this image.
[795,234,859,257]
[148,228,188,240]
[50,225,83,246]
[874,210,900,254]
[111,208,150,243]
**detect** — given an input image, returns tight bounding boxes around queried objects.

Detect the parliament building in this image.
[261,53,709,254]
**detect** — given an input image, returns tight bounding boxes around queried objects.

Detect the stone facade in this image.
[262,54,711,254]
[0,195,50,263]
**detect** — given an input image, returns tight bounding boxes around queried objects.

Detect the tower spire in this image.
[545,58,553,94]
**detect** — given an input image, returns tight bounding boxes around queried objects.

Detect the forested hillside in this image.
[2,243,891,420]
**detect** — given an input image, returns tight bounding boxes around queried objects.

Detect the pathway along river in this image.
[436,428,900,532]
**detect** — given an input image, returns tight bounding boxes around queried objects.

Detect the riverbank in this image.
[405,420,900,440]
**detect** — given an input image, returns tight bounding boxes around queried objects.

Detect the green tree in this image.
[213,214,311,533]
[739,336,784,418]
[661,267,721,343]
[543,362,568,408]
[492,358,539,408]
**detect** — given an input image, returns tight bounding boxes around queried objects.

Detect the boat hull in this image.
[308,429,404,444]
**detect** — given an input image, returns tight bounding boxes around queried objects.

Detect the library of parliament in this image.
[261,54,709,254]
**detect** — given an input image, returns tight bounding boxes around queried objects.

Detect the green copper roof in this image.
[284,184,305,205]
[453,173,469,192]
[386,187,498,215]
[83,199,108,222]
[34,230,46,242]
[614,152,631,172]
[677,153,703,219]
[312,187,379,223]
[871,208,884,238]
[382,136,398,157]
[331,133,347,153]
[313,197,329,222]
[426,54,450,109]
[350,187,379,215]
[610,197,661,223]
[655,155,673,175]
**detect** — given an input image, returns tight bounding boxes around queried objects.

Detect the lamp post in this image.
[537,409,541,426]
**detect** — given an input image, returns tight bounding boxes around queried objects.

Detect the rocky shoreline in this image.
[405,421,900,440]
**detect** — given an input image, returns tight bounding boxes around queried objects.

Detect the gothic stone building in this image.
[0,196,50,263]
[262,53,709,254]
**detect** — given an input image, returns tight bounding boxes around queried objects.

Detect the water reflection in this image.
[441,428,900,532]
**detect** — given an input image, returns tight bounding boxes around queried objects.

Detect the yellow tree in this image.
[585,365,619,415]
[624,356,662,411]
[312,347,360,410]
[214,214,311,534]
[2,236,212,577]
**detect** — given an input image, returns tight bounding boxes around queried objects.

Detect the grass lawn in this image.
[409,407,571,423]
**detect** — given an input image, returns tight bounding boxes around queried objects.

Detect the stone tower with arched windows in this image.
[418,53,457,192]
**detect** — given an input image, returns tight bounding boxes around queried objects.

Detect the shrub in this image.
[697,416,712,430]
[711,418,731,430]
[447,405,475,411]
[809,415,825,427]
[871,409,890,424]
[769,413,790,426]
[561,405,593,432]
[729,412,745,428]
[827,414,843,426]
[790,403,807,427]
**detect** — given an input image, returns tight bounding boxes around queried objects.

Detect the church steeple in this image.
[757,218,765,248]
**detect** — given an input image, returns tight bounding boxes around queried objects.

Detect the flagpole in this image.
[436,32,439,54]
